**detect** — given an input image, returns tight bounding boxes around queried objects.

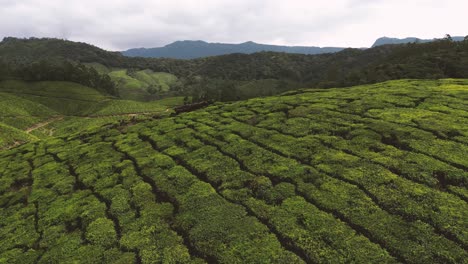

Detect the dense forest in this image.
[0,59,118,96]
[1,36,468,101]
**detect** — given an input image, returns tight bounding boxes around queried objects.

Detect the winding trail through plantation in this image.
[2,109,172,150]
[25,116,64,134]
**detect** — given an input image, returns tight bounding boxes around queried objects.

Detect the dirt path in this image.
[3,111,168,151]
[18,110,166,134]
[85,109,171,119]
[1,140,22,151]
[25,116,64,134]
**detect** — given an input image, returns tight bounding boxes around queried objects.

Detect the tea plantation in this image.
[0,79,467,263]
[0,80,186,149]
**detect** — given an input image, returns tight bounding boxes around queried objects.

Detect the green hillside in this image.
[1,79,467,263]
[108,69,146,89]
[0,123,37,149]
[0,91,58,129]
[0,80,184,147]
[132,70,177,92]
[0,80,109,116]
[4,37,468,102]
[45,96,183,138]
[82,63,179,101]
[83,62,112,74]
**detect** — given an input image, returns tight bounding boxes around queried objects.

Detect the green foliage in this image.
[131,182,154,208]
[108,68,179,101]
[0,123,37,149]
[89,99,168,116]
[86,218,117,248]
[0,79,467,263]
[3,59,117,96]
[4,37,468,102]
[0,79,185,145]
[0,80,107,116]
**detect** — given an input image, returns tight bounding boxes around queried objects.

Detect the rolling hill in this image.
[3,37,468,106]
[1,79,467,263]
[122,40,345,59]
[102,66,179,101]
[3,37,468,91]
[0,80,185,149]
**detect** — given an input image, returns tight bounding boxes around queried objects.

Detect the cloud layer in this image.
[0,0,466,50]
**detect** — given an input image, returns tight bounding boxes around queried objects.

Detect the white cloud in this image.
[0,0,466,50]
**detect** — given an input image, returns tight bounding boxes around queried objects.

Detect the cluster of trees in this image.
[0,59,118,96]
[170,76,300,103]
[173,77,238,102]
[0,37,126,67]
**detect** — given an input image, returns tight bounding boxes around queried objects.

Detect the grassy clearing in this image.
[109,69,147,90]
[83,63,179,100]
[107,69,178,100]
[83,62,111,74]
[132,70,178,92]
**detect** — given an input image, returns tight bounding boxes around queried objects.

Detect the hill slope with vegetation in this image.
[0,80,184,149]
[2,37,468,102]
[1,79,467,263]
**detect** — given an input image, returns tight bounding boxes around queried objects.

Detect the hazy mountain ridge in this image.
[122,40,346,59]
[372,36,465,47]
[123,36,468,59]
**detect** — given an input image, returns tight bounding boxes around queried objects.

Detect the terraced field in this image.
[0,80,184,148]
[0,79,467,263]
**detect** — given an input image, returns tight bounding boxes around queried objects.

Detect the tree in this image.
[444,34,453,42]
[183,96,190,105]
[147,85,157,95]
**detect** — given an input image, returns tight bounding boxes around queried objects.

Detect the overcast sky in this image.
[0,0,467,51]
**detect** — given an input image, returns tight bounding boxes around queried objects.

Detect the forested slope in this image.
[1,79,467,263]
[3,37,468,101]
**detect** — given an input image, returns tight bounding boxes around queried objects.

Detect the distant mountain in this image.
[122,40,345,59]
[372,36,465,47]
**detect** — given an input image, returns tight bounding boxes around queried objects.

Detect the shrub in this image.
[86,218,117,248]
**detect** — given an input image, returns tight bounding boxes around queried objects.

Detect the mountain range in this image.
[122,36,466,59]
[122,40,345,59]
[372,36,465,47]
